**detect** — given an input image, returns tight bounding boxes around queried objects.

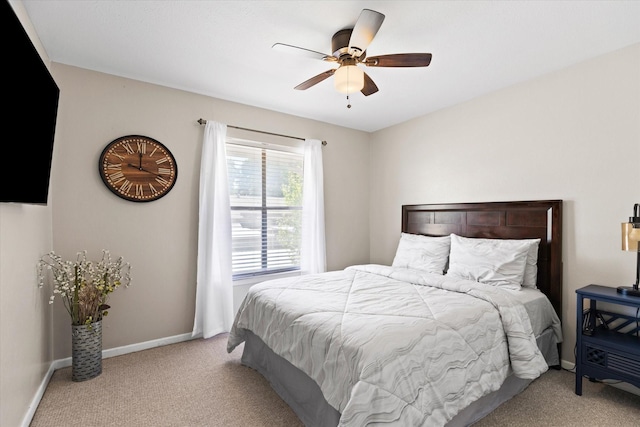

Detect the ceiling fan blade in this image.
[272,43,336,62]
[294,69,336,90]
[348,9,385,57]
[364,53,432,67]
[361,72,379,96]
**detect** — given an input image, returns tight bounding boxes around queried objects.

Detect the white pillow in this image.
[446,234,532,290]
[392,233,451,275]
[522,238,541,289]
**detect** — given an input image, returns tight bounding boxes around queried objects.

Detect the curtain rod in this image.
[197,118,327,146]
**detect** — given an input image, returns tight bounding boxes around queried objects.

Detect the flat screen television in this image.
[2,0,60,204]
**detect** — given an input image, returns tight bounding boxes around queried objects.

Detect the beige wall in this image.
[1,2,54,426]
[48,64,371,359]
[0,204,52,427]
[369,43,640,362]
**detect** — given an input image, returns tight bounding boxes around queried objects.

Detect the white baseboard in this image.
[50,332,195,369]
[560,359,575,371]
[21,362,57,427]
[609,381,640,396]
[21,332,195,427]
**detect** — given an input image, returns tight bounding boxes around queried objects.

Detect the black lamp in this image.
[617,203,640,297]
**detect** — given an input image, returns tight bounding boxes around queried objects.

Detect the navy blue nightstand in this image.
[575,285,640,395]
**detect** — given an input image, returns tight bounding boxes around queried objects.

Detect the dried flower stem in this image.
[38,250,131,327]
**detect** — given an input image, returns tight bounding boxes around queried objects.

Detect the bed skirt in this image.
[241,328,560,427]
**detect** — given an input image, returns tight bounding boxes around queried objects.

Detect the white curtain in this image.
[300,139,327,274]
[192,120,234,339]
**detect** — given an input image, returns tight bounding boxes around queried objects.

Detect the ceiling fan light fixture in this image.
[334,64,364,94]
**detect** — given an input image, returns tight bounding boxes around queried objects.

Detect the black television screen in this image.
[2,0,60,204]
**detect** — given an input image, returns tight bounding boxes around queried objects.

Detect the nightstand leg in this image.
[575,295,583,395]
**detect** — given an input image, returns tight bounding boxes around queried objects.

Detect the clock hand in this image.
[142,168,161,177]
[126,163,161,177]
[138,153,142,169]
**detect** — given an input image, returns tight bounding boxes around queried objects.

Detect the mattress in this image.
[506,287,563,339]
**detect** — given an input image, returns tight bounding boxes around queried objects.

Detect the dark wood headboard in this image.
[402,200,563,321]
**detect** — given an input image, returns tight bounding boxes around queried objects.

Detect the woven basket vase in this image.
[71,320,102,381]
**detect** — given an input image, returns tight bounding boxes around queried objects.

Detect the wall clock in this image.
[99,135,178,202]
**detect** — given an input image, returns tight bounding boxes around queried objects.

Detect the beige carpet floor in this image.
[30,333,639,426]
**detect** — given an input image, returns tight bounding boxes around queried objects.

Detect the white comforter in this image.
[227,265,554,426]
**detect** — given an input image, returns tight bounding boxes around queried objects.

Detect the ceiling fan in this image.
[272,9,432,104]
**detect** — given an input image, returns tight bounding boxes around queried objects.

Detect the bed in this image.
[227,200,563,426]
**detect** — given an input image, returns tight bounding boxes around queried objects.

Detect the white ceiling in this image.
[20,1,640,133]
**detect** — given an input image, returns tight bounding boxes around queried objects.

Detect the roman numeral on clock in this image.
[111,151,125,161]
[155,176,170,187]
[120,180,133,194]
[109,171,125,184]
[137,142,146,154]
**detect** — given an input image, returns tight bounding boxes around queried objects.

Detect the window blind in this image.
[226,142,303,278]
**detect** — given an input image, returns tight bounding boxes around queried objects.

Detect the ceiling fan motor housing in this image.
[332,29,354,58]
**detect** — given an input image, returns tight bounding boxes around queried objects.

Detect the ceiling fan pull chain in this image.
[347,95,352,109]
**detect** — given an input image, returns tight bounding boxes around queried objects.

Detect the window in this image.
[226,140,304,279]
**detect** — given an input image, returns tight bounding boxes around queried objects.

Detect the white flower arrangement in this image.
[38,250,131,327]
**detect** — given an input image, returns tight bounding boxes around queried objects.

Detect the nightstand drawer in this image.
[582,341,640,379]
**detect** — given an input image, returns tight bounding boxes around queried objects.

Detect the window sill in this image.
[233,270,302,287]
